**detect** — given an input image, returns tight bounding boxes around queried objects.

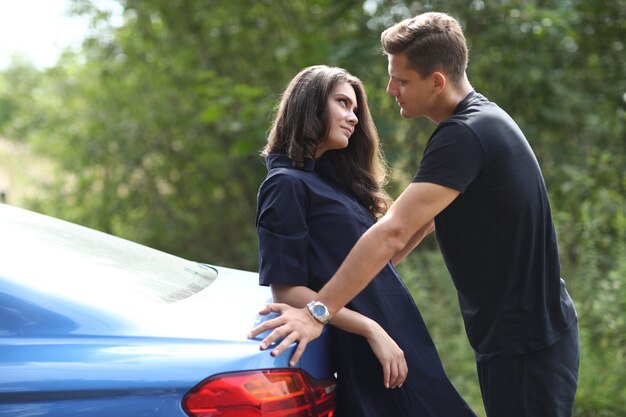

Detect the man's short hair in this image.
[381,12,468,84]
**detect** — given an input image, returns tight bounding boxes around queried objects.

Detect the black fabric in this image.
[476,322,579,417]
[257,154,476,417]
[413,91,578,360]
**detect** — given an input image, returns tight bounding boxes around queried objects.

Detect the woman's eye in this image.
[338,98,348,106]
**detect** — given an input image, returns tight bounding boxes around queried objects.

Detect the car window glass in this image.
[0,206,217,305]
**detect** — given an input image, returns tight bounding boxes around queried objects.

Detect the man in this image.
[249,12,579,417]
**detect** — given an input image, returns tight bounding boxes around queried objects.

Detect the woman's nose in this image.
[347,112,358,125]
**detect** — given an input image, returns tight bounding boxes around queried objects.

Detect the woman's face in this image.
[315,82,359,157]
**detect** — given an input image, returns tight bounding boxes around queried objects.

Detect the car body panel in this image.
[0,204,334,416]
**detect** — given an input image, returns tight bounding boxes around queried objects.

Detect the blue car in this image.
[0,204,336,416]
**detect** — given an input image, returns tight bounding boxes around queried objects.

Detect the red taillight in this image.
[182,369,336,417]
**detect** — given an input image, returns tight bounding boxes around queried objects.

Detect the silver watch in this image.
[306,300,330,325]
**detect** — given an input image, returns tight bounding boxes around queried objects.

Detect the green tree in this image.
[2,0,386,268]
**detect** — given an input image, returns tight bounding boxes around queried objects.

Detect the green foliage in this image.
[576,249,626,415]
[0,0,624,415]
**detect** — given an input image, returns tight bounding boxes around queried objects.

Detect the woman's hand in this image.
[365,323,408,389]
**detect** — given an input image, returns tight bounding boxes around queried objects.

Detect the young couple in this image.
[254,12,579,417]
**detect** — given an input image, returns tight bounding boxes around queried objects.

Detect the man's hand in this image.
[248,303,324,366]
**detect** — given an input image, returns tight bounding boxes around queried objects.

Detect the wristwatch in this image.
[306,300,330,325]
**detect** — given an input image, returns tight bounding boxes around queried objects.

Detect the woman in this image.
[256,65,476,417]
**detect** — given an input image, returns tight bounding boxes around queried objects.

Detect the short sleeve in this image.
[413,121,483,193]
[256,172,310,287]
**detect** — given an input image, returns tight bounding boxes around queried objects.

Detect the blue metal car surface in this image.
[0,204,335,416]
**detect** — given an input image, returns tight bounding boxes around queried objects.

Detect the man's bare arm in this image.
[317,182,458,315]
[391,218,434,266]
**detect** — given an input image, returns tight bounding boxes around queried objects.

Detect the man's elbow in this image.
[376,222,410,256]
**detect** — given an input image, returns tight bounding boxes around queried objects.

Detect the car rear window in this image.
[0,205,217,305]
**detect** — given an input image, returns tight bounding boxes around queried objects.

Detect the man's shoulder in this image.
[452,98,503,123]
[430,117,480,146]
[440,98,513,143]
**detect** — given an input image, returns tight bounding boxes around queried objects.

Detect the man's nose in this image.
[386,79,396,96]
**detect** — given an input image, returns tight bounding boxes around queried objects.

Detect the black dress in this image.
[256,154,476,417]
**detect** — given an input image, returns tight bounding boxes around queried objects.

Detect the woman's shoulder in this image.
[259,155,334,204]
[263,155,316,183]
[265,165,312,185]
[258,166,314,202]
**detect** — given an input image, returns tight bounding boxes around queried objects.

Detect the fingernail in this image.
[386,383,389,389]
[260,343,266,349]
[289,361,295,367]
[271,349,278,356]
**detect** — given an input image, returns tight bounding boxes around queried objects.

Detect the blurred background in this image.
[0,0,624,415]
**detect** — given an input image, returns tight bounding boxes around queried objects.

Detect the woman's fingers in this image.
[387,350,407,388]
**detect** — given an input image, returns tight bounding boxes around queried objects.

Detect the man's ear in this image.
[432,71,446,93]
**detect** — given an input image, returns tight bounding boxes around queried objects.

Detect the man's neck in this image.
[430,74,473,124]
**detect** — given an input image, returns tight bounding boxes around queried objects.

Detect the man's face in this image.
[386,53,436,119]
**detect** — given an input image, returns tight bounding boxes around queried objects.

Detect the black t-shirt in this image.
[413,91,577,360]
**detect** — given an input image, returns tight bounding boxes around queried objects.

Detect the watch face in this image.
[312,304,327,316]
